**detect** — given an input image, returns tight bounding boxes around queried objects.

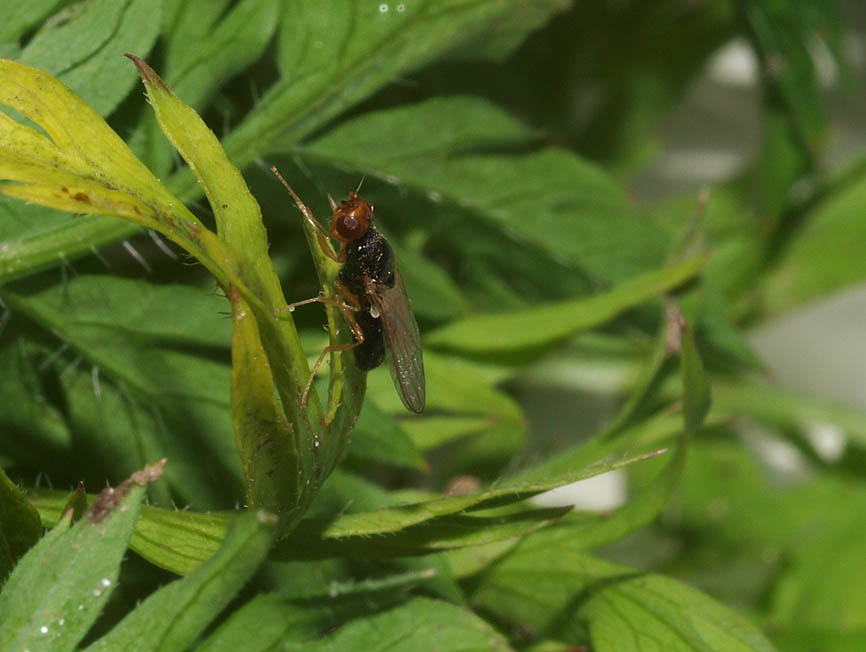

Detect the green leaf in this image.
[679,311,711,435]
[0,464,41,582]
[743,2,845,226]
[161,0,279,111]
[771,626,866,652]
[280,567,440,601]
[59,485,88,525]
[513,409,683,488]
[426,256,705,356]
[29,441,660,572]
[536,306,711,551]
[299,96,667,282]
[675,440,866,619]
[197,594,329,652]
[347,402,428,471]
[713,377,866,450]
[579,562,778,651]
[20,0,162,117]
[85,509,275,652]
[367,351,522,418]
[130,55,367,530]
[0,57,255,301]
[199,576,434,652]
[229,286,301,525]
[129,507,229,576]
[744,0,843,153]
[3,283,242,507]
[394,241,469,321]
[0,1,63,42]
[769,507,866,632]
[216,0,568,167]
[761,167,866,314]
[471,543,777,651]
[10,275,233,348]
[0,2,568,283]
[299,597,512,652]
[694,283,765,371]
[308,469,400,518]
[0,201,139,284]
[0,460,164,652]
[402,415,494,451]
[0,340,71,471]
[279,505,573,559]
[161,0,232,73]
[273,446,662,544]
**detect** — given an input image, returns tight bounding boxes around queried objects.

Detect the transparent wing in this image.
[366,270,425,413]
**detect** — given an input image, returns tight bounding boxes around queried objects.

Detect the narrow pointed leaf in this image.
[0,465,42,582]
[229,286,301,525]
[278,505,573,559]
[427,256,705,355]
[29,444,662,573]
[0,460,164,652]
[85,510,276,652]
[521,307,711,551]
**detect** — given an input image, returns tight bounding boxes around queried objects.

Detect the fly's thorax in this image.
[338,227,395,297]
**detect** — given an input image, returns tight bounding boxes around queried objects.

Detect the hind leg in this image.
[295,281,366,408]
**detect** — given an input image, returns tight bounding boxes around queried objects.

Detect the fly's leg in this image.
[275,294,355,316]
[299,281,366,409]
[270,166,342,263]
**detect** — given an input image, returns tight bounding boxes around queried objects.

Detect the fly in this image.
[272,167,425,414]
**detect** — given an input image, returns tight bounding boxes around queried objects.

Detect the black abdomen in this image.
[353,306,385,370]
[338,228,394,371]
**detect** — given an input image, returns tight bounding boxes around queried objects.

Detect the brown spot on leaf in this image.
[86,458,166,523]
[73,192,90,203]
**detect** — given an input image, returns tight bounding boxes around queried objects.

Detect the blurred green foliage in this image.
[0,1,864,650]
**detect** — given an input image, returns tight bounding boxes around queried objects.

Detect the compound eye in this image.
[332,198,373,241]
[335,214,362,240]
[344,215,359,232]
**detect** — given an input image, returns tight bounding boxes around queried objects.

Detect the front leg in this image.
[299,283,366,409]
[270,166,340,263]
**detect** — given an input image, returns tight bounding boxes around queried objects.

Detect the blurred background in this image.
[529,0,866,501]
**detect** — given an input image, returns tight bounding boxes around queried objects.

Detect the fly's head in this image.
[330,190,373,243]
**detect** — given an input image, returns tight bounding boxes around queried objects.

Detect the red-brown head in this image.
[330,191,374,242]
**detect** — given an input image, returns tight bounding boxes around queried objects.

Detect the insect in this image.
[272,167,425,414]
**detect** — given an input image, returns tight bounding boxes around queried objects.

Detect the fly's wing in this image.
[365,270,425,413]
